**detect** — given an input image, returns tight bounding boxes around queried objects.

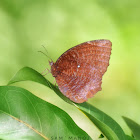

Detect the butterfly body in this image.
[50,39,112,103]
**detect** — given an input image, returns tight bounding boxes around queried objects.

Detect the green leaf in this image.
[0,86,91,140]
[99,134,104,138]
[8,67,53,88]
[126,135,137,140]
[123,116,140,140]
[8,67,72,104]
[75,102,126,140]
[8,67,127,140]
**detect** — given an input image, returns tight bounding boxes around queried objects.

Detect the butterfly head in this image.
[49,60,54,66]
[49,60,58,77]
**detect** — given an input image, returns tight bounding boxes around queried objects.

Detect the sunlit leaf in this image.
[8,67,72,104]
[0,86,91,140]
[8,67,127,140]
[123,116,140,140]
[75,102,126,140]
[126,135,137,140]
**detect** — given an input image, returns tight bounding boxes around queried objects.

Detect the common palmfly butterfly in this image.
[49,39,112,103]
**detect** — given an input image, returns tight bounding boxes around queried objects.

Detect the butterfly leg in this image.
[41,68,51,76]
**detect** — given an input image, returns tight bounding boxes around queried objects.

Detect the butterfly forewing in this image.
[51,39,112,103]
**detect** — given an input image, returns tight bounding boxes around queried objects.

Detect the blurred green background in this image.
[0,0,140,139]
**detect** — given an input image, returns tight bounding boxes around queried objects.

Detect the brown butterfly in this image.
[50,39,112,103]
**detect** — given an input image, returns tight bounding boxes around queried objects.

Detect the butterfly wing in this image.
[52,39,112,103]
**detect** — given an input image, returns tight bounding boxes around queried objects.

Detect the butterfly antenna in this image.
[38,45,53,62]
[42,45,48,53]
[38,50,48,57]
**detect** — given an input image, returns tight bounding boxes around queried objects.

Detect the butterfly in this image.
[50,39,112,103]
